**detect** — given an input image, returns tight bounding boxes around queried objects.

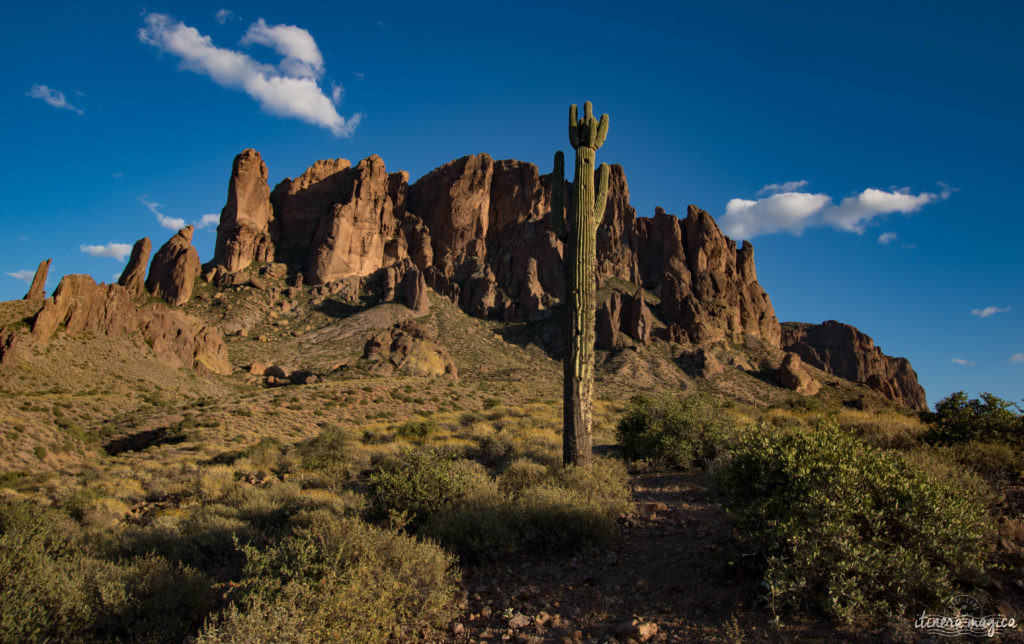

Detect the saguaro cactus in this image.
[551,101,610,466]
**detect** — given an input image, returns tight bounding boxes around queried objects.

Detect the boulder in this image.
[779,352,821,396]
[147,226,201,306]
[117,238,151,297]
[402,267,429,312]
[781,320,926,410]
[23,258,51,300]
[362,321,457,378]
[212,149,275,272]
[679,347,724,378]
[0,328,24,365]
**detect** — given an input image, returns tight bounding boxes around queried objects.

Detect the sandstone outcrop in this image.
[781,321,926,410]
[117,238,151,297]
[32,274,229,374]
[212,149,274,272]
[23,259,51,300]
[362,321,457,378]
[147,226,200,306]
[0,328,23,365]
[779,352,821,396]
[596,290,654,351]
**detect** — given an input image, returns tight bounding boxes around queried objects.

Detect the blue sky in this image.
[2,1,1021,407]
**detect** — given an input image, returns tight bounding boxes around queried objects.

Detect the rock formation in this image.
[23,259,51,300]
[362,321,457,378]
[779,352,821,396]
[212,149,274,272]
[117,238,151,297]
[31,275,230,374]
[147,226,201,306]
[781,321,926,410]
[0,328,23,365]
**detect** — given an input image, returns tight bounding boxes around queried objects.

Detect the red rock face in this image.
[781,320,927,410]
[23,259,51,300]
[117,238,151,297]
[31,275,229,374]
[213,149,274,272]
[147,226,201,306]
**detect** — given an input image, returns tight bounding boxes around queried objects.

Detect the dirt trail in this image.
[451,471,865,643]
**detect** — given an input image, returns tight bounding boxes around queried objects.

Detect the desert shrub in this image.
[837,409,929,450]
[366,450,477,529]
[616,394,727,468]
[498,458,550,495]
[927,441,1024,490]
[197,514,458,644]
[923,391,1023,444]
[714,423,994,624]
[297,424,362,487]
[395,419,439,440]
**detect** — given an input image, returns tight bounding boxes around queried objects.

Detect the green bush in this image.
[198,513,458,644]
[366,450,476,529]
[616,394,726,468]
[714,424,994,624]
[395,419,439,440]
[923,391,1023,444]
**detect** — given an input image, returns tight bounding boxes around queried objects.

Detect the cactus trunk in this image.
[551,101,610,467]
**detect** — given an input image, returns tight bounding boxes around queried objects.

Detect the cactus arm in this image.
[550,150,567,240]
[594,163,610,230]
[569,104,580,149]
[594,114,609,149]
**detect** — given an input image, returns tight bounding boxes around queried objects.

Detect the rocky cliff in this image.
[209,150,781,348]
[781,321,927,410]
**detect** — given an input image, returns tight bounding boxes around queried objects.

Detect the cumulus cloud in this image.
[140,196,186,230]
[80,243,133,261]
[756,180,809,196]
[1011,353,1024,364]
[877,232,897,244]
[971,306,1010,318]
[719,185,951,240]
[951,358,975,366]
[196,213,220,229]
[139,13,359,136]
[215,9,232,25]
[26,84,83,115]
[5,269,35,283]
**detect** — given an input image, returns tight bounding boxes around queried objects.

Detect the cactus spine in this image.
[551,101,610,466]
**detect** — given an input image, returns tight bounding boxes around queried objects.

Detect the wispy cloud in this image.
[5,269,35,283]
[1011,353,1024,364]
[112,171,124,179]
[720,185,951,239]
[26,84,83,115]
[215,9,232,25]
[140,196,186,230]
[877,232,897,245]
[951,358,975,366]
[196,213,220,229]
[138,12,360,136]
[971,306,1010,319]
[80,242,133,261]
[756,180,809,196]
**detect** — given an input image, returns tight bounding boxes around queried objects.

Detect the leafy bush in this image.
[366,450,476,529]
[395,419,439,440]
[198,513,458,643]
[923,391,1023,444]
[616,394,726,468]
[714,424,994,624]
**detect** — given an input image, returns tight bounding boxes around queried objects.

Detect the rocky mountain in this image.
[781,321,927,410]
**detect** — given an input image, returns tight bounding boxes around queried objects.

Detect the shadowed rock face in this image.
[117,238,151,297]
[212,149,274,272]
[779,352,821,396]
[362,321,457,378]
[147,226,200,306]
[781,320,927,410]
[23,259,51,300]
[31,274,230,374]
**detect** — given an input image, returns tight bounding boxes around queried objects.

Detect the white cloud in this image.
[196,213,220,229]
[139,13,360,136]
[80,242,133,261]
[6,269,35,283]
[971,306,1010,318]
[26,84,83,115]
[877,232,897,244]
[140,195,186,230]
[241,18,323,79]
[756,180,809,196]
[720,192,831,239]
[215,9,232,25]
[951,358,975,366]
[1011,353,1024,364]
[719,185,951,239]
